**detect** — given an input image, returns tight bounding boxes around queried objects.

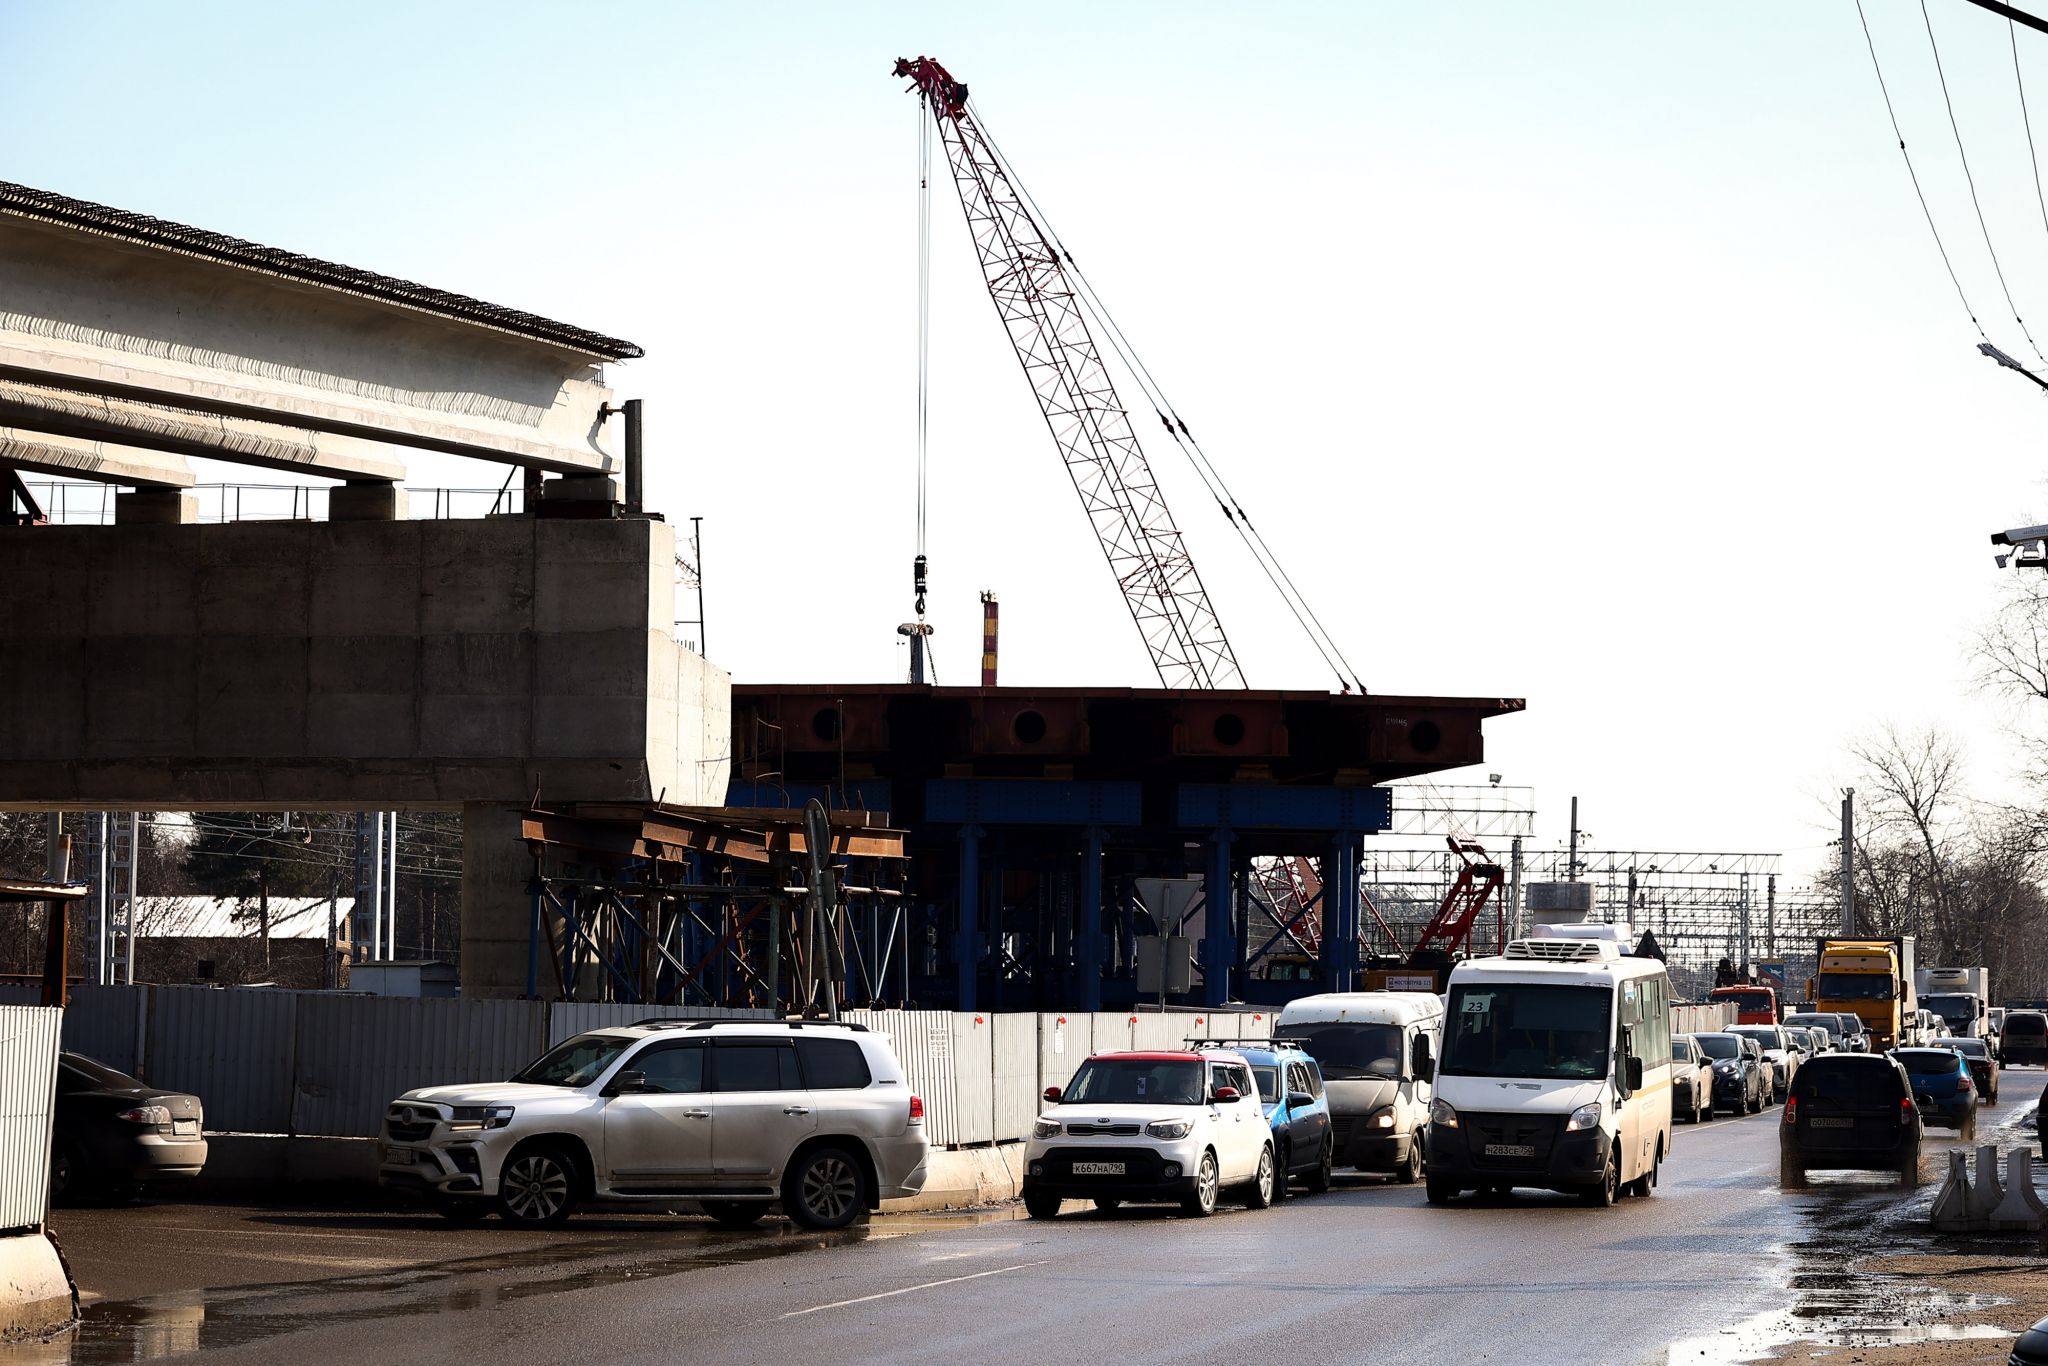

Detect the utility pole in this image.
[1567,797,1580,882]
[258,867,271,971]
[1840,789,1856,936]
[1508,835,1525,942]
[1766,873,1777,959]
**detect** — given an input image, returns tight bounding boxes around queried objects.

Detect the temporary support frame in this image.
[517,803,910,1009]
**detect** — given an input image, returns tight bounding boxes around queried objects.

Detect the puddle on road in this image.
[1,1207,1028,1364]
[1666,1099,2044,1363]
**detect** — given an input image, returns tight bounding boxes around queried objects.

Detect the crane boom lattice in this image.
[895,56,1243,691]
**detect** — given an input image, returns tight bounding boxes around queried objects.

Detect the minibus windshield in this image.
[1441,984,1612,1081]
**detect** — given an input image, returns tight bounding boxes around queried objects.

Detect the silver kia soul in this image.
[378,1020,929,1229]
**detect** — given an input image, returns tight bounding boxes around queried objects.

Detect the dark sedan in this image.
[1694,1031,1763,1115]
[1940,1037,1999,1100]
[51,1052,207,1200]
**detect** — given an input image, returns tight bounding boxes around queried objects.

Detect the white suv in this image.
[1022,1048,1277,1218]
[377,1020,928,1229]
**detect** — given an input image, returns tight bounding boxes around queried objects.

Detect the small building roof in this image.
[139,894,355,941]
[0,180,643,361]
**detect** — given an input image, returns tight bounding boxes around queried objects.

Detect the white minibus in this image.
[1425,929,1673,1206]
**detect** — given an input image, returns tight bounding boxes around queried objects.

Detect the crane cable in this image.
[916,94,932,604]
[1919,0,2048,364]
[973,105,1361,693]
[968,103,1367,694]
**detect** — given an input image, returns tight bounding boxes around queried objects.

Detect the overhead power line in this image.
[1920,0,2048,362]
[1855,0,1993,344]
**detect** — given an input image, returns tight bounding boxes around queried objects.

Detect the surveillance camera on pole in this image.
[1991,524,2048,570]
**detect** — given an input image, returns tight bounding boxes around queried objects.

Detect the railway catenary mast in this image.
[894,55,1244,691]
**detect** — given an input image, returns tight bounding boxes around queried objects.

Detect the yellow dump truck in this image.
[1810,936,1915,1050]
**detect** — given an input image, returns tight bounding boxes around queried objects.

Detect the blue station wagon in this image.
[1193,1038,1333,1196]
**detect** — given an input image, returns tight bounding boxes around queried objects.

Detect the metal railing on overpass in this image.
[23,481,524,525]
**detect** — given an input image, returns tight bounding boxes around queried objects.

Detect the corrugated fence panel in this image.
[1133,1013,1192,1051]
[62,986,144,1076]
[0,986,37,1006]
[0,1005,60,1231]
[544,1002,775,1047]
[991,1014,1035,1143]
[293,997,547,1137]
[850,1010,963,1146]
[1094,1012,1134,1053]
[1038,1012,1091,1098]
[150,987,296,1133]
[948,1013,995,1146]
[1672,1003,1736,1035]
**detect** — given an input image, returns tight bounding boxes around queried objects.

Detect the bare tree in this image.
[1848,723,1967,945]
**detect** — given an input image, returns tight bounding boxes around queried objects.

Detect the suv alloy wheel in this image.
[786,1145,865,1230]
[1179,1150,1219,1218]
[1243,1145,1276,1210]
[498,1145,579,1227]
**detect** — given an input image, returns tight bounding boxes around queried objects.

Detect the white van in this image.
[1425,932,1673,1206]
[1276,991,1444,1182]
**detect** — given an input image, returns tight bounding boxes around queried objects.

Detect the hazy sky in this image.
[6,2,2045,874]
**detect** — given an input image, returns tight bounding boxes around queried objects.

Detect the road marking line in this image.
[779,1260,1048,1318]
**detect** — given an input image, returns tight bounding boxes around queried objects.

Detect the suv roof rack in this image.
[1183,1037,1309,1050]
[627,1017,869,1033]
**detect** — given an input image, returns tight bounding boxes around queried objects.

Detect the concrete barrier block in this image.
[0,1231,74,1342]
[880,1142,1025,1213]
[1972,1144,2006,1222]
[1993,1148,2047,1231]
[114,488,196,524]
[328,481,407,522]
[1931,1149,1974,1231]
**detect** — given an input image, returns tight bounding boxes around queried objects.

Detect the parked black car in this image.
[50,1052,207,1200]
[1779,1053,1921,1188]
[1694,1031,1763,1115]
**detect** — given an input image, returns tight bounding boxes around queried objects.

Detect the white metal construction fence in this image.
[10,987,1280,1147]
[0,1005,61,1233]
[0,988,1745,1150]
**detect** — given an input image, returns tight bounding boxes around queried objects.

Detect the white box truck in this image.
[1915,966,1990,1041]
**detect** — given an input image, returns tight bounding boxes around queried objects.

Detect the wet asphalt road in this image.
[12,1077,2042,1366]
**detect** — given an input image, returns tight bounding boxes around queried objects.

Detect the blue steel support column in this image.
[1079,824,1104,1011]
[1324,833,1361,993]
[1204,826,1235,1007]
[956,823,984,1011]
